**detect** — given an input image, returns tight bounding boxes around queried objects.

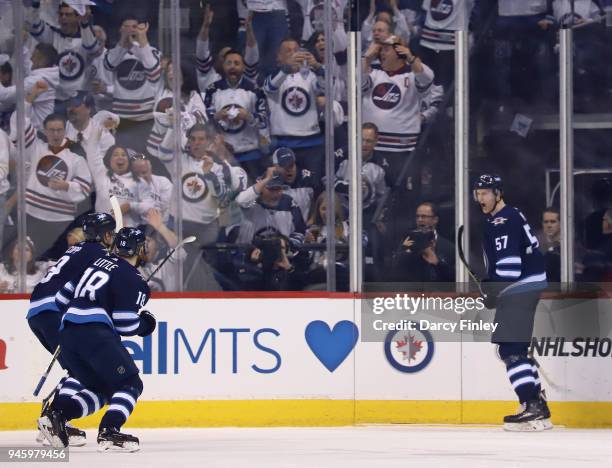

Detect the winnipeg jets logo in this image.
[384,327,435,373]
[491,217,508,226]
[59,51,84,81]
[181,172,209,202]
[117,59,146,91]
[36,155,69,187]
[282,87,311,117]
[221,104,247,134]
[430,0,454,21]
[372,83,401,110]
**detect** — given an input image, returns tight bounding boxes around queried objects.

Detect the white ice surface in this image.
[1,425,611,468]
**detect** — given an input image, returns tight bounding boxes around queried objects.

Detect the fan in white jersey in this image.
[149,59,207,162]
[264,38,328,176]
[64,91,117,159]
[304,31,347,103]
[26,1,102,108]
[81,122,145,228]
[196,5,259,94]
[205,49,269,180]
[130,152,173,225]
[139,209,186,292]
[361,0,412,49]
[103,16,162,155]
[0,43,60,131]
[362,36,434,163]
[88,25,114,112]
[0,237,48,294]
[17,110,93,259]
[160,123,227,291]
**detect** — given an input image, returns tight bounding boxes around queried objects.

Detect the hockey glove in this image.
[136,310,157,337]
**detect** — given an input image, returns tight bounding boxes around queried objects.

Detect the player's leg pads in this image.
[501,352,539,404]
[99,376,143,431]
[97,377,142,452]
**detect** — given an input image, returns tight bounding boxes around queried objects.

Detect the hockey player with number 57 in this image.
[473,174,552,431]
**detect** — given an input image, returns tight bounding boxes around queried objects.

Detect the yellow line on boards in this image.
[2,400,612,430]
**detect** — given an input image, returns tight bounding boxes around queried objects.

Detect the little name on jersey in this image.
[93,257,119,272]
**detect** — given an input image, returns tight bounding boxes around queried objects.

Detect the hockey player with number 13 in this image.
[473,174,552,431]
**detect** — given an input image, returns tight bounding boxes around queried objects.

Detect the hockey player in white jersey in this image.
[26,1,101,110]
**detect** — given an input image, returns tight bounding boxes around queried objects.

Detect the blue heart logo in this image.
[305,320,359,372]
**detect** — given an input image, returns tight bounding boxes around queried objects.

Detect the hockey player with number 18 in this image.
[473,174,552,432]
[38,227,155,452]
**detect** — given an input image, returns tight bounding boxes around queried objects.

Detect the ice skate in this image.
[37,410,69,448]
[97,427,140,452]
[38,402,86,447]
[503,398,553,432]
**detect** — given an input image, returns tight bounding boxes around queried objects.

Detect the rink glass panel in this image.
[7,2,610,293]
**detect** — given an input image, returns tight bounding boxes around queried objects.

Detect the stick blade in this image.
[109,196,123,232]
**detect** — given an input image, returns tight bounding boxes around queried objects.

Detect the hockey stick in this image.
[457,225,486,297]
[109,195,123,232]
[145,235,197,282]
[33,346,61,397]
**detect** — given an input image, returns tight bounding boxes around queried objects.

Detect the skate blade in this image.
[37,417,67,448]
[503,418,553,432]
[97,441,140,453]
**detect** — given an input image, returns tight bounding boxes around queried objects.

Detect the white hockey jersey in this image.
[24,132,92,222]
[204,77,269,155]
[264,67,323,137]
[134,174,174,224]
[362,64,434,152]
[80,123,141,227]
[421,0,474,51]
[335,158,387,211]
[159,127,229,225]
[103,44,163,121]
[28,6,101,101]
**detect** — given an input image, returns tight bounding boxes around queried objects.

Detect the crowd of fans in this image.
[0,0,610,293]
